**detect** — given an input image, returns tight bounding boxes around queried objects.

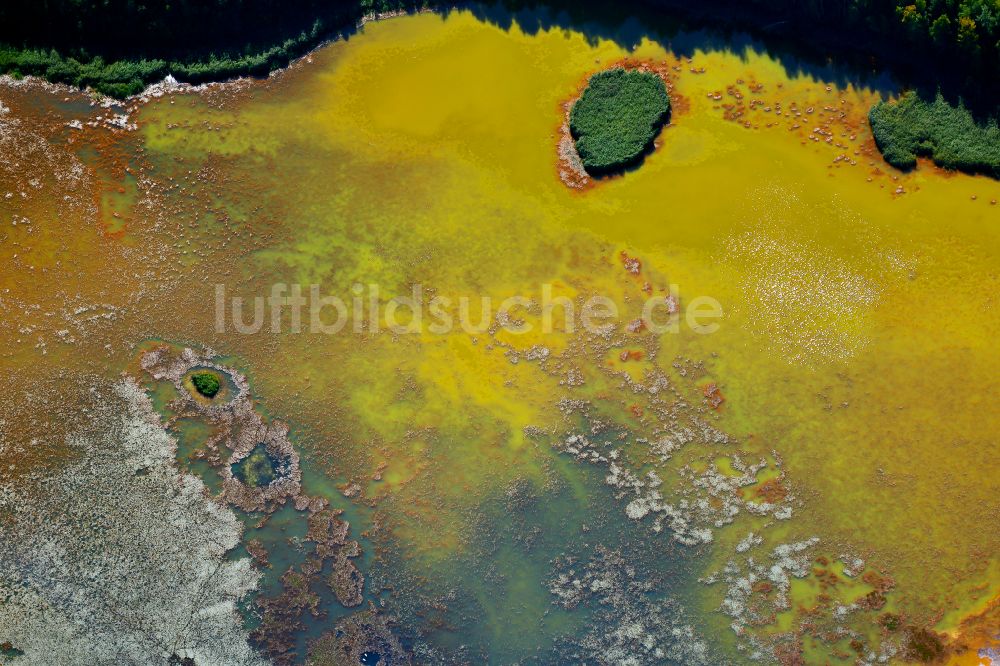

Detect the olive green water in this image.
[2,7,999,665]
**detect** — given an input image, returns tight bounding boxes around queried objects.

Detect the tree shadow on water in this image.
[442,0,995,117]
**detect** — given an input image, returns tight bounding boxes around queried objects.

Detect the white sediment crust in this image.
[0,379,266,665]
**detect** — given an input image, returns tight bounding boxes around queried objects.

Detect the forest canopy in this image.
[570,68,671,173]
[0,0,413,96]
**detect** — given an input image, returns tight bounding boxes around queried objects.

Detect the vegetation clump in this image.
[902,626,946,662]
[190,371,222,398]
[869,91,1000,176]
[878,613,901,632]
[569,67,671,174]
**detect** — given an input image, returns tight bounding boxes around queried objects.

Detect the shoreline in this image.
[0,5,430,101]
[3,5,999,181]
[0,8,429,106]
[3,0,999,111]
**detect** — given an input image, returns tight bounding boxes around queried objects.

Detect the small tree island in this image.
[869,91,1000,177]
[190,371,221,398]
[570,67,671,175]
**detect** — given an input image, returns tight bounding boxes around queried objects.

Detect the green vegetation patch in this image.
[0,1,414,98]
[233,445,279,488]
[869,91,1000,176]
[569,67,671,174]
[190,371,222,398]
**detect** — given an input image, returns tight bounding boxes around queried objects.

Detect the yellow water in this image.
[2,7,999,663]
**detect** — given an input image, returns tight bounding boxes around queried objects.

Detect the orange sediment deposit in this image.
[703,382,725,409]
[938,592,1000,664]
[619,250,642,275]
[619,349,644,362]
[752,477,787,503]
[556,103,593,189]
[713,74,884,187]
